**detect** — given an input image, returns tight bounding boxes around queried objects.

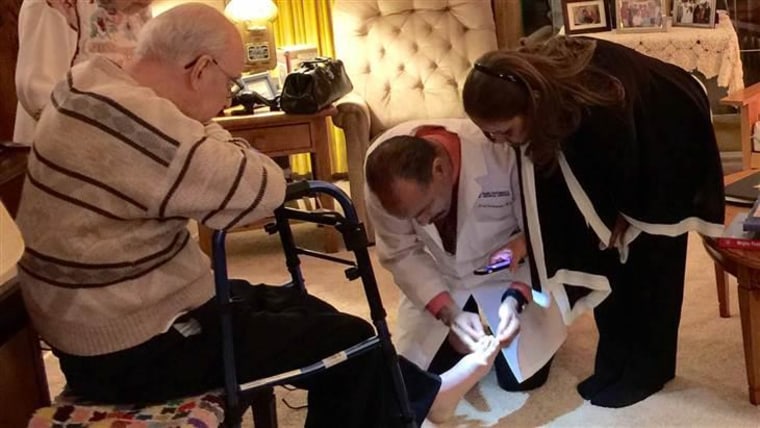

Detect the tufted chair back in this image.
[331,0,498,238]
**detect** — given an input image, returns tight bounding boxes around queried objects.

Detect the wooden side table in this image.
[197,107,340,255]
[577,13,744,94]
[702,170,760,405]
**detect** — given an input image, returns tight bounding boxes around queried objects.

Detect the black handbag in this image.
[280,57,353,114]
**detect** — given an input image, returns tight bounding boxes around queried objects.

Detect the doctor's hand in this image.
[489,232,527,273]
[496,298,521,348]
[438,303,485,353]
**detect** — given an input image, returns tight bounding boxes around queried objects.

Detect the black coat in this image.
[520,38,725,320]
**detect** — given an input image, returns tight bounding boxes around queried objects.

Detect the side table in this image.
[197,107,340,255]
[702,170,760,405]
[579,13,744,94]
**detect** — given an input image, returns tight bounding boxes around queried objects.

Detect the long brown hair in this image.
[463,37,624,168]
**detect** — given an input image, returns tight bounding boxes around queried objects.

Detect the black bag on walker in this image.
[280,57,353,114]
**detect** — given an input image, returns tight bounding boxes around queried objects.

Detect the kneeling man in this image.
[365,119,567,413]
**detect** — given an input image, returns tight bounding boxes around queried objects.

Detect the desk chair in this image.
[213,180,415,428]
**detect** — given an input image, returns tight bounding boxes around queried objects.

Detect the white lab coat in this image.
[366,119,555,372]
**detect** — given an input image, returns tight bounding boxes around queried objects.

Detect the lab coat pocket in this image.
[473,189,514,222]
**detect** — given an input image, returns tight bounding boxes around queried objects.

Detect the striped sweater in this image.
[15,57,286,356]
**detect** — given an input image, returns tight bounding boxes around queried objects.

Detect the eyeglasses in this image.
[482,130,506,142]
[184,55,247,96]
[481,130,530,146]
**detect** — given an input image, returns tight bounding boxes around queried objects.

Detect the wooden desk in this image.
[702,169,760,405]
[198,107,340,255]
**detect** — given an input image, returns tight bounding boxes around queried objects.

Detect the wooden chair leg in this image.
[715,262,731,318]
[251,387,278,428]
[737,274,760,405]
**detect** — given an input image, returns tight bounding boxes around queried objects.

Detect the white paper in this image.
[471,285,567,383]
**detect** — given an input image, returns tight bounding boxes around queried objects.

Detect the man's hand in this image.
[496,298,521,347]
[438,303,485,352]
[489,233,527,273]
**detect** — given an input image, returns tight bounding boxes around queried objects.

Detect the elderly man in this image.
[14,4,434,427]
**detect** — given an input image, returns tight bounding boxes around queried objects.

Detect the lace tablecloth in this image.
[585,13,744,93]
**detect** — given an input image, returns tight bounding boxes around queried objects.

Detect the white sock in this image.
[427,336,500,423]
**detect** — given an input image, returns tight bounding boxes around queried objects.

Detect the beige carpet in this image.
[43,219,760,427]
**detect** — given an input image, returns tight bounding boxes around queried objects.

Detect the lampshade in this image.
[225,0,278,22]
[225,0,279,74]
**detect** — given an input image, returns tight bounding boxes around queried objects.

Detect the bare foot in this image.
[427,336,500,423]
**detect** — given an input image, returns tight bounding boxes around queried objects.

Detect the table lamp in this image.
[225,0,278,74]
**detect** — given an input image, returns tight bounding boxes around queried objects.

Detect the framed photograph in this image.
[562,0,612,34]
[671,0,717,27]
[615,0,666,32]
[241,72,278,98]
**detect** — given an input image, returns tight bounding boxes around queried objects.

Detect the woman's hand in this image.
[489,233,527,273]
[607,214,630,249]
[496,298,521,347]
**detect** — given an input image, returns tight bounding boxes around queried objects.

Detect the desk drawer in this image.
[230,124,312,155]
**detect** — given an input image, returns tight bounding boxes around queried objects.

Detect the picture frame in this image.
[615,0,667,32]
[562,0,612,34]
[671,0,717,28]
[241,71,278,98]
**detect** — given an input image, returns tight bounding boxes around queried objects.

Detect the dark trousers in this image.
[592,232,688,387]
[427,296,553,392]
[56,281,439,428]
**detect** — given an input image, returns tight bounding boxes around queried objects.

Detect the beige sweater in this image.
[16,57,286,356]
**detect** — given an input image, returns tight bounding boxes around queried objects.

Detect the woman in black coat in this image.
[461,36,725,408]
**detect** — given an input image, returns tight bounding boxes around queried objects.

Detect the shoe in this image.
[589,378,665,408]
[576,371,620,400]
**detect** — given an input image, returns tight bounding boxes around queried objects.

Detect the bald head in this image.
[134,3,240,67]
[124,2,244,123]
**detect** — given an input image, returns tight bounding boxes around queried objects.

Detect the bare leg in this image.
[427,336,500,423]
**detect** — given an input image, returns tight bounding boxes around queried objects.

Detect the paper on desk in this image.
[472,285,567,383]
[0,202,24,285]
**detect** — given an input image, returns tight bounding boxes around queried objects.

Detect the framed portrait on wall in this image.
[615,0,667,31]
[671,0,717,27]
[562,0,612,34]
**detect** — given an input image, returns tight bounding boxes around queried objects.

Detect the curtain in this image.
[272,0,347,177]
